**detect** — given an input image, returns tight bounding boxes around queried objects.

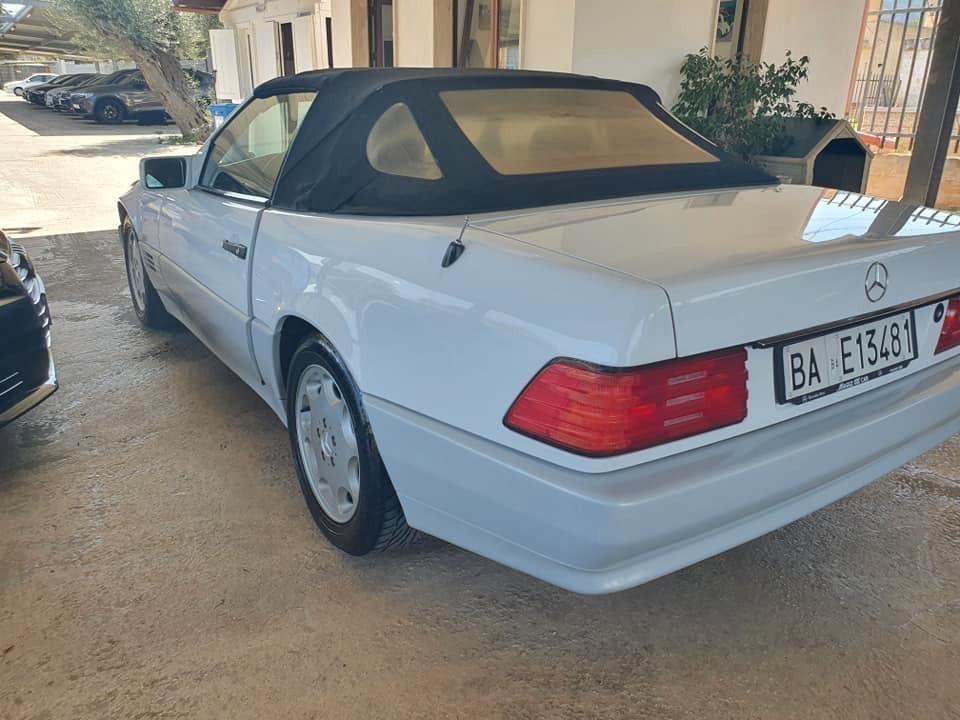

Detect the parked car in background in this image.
[119,69,960,594]
[74,69,213,124]
[25,74,95,105]
[3,73,58,97]
[61,69,138,113]
[0,230,56,428]
[46,73,104,110]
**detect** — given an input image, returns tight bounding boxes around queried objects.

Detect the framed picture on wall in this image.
[478,1,491,31]
[717,0,738,42]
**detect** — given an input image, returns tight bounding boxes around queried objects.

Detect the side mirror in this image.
[141,156,186,190]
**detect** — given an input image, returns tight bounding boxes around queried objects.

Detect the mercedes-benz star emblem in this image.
[865,262,889,303]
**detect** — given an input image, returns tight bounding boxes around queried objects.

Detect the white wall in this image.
[520,0,576,73]
[330,0,368,68]
[761,0,866,115]
[568,0,717,106]
[219,0,328,89]
[396,0,435,66]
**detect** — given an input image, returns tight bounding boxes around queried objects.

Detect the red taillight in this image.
[936,298,960,355]
[504,348,749,457]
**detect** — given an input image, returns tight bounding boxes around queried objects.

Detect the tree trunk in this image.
[125,43,210,139]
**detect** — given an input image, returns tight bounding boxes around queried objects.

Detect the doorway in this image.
[370,0,394,67]
[278,22,296,76]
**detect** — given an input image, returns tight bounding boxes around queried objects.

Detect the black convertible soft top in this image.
[255,68,776,216]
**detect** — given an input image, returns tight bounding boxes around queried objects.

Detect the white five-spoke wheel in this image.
[294,365,361,523]
[122,219,173,329]
[126,232,148,314]
[286,335,419,555]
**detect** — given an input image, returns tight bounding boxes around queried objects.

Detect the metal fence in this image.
[847,0,960,154]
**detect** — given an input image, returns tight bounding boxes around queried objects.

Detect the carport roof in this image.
[0,2,87,58]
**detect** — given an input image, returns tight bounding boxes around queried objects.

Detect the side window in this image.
[201,91,316,198]
[366,103,442,180]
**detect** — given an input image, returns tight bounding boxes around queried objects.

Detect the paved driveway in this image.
[2,95,960,720]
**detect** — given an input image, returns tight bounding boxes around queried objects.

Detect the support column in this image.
[902,0,960,207]
[394,0,454,67]
[331,0,369,68]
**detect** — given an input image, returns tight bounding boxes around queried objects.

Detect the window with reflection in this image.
[455,0,522,69]
[201,92,316,198]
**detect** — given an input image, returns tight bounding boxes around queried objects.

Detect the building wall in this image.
[760,0,866,115]
[520,0,576,73]
[212,0,864,116]
[216,0,333,100]
[867,153,960,210]
[395,0,454,67]
[566,0,717,106]
[330,0,369,68]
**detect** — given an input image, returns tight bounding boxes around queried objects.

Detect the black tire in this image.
[94,98,125,124]
[13,87,23,97]
[286,334,419,555]
[122,219,173,329]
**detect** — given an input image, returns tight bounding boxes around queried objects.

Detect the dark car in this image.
[25,73,96,105]
[0,231,56,428]
[22,74,76,103]
[47,73,105,111]
[62,69,139,113]
[75,69,214,124]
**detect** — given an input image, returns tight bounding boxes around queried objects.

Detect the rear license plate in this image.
[777,310,918,404]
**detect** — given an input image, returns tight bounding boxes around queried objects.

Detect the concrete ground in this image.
[2,94,960,720]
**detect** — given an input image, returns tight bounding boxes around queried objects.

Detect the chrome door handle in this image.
[222,239,247,259]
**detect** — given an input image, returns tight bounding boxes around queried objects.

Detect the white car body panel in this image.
[477,184,960,356]
[154,188,263,390]
[119,148,960,593]
[250,210,676,451]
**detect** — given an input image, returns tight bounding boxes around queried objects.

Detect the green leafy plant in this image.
[672,48,834,161]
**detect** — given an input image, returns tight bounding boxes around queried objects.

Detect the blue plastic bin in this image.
[208,102,239,129]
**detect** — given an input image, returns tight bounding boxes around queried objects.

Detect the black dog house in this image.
[755,118,873,193]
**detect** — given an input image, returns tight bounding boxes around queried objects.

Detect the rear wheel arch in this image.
[277,316,344,401]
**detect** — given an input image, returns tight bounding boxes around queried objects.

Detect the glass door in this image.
[455,0,522,69]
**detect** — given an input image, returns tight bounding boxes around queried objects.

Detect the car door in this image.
[156,91,316,389]
[119,77,158,115]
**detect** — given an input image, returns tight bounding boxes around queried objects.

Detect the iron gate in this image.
[848,0,960,153]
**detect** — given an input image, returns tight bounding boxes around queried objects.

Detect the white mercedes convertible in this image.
[119,69,960,594]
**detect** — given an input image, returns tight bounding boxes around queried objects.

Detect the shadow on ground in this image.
[0,97,173,137]
[44,136,171,157]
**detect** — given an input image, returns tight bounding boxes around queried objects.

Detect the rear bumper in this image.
[366,355,960,594]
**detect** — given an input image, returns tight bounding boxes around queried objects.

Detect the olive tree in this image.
[52,0,216,138]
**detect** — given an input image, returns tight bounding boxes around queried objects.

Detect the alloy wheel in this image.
[125,231,148,313]
[294,364,361,523]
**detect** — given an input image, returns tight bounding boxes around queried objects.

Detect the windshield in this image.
[117,73,145,87]
[61,75,92,87]
[440,88,719,175]
[96,71,133,85]
[74,75,104,88]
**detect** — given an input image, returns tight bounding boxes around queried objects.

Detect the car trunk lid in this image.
[474,185,960,356]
